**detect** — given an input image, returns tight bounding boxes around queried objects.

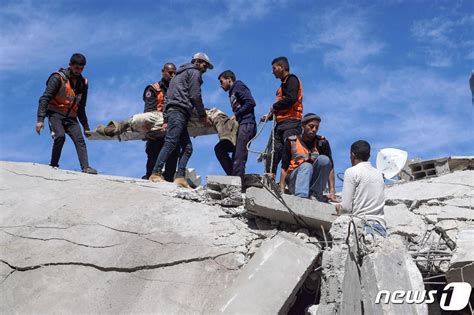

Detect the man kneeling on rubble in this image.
[279,113,336,202]
[336,140,386,237]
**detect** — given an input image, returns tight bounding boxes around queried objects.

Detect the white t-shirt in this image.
[340,161,386,227]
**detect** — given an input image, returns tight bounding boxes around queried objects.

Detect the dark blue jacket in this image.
[228,80,256,125]
[163,63,206,121]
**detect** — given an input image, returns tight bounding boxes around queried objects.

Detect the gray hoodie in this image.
[163,63,206,121]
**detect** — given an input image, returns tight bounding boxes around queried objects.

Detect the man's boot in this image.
[82,166,98,174]
[174,176,190,188]
[149,172,165,183]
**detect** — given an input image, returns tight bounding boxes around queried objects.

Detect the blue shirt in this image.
[228,80,256,125]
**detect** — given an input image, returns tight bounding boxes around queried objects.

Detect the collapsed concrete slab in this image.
[0,162,259,314]
[447,227,474,286]
[205,175,242,206]
[245,187,336,231]
[213,232,319,314]
[384,204,427,241]
[361,236,427,315]
[386,170,474,202]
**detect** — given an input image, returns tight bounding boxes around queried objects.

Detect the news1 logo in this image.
[375,282,472,311]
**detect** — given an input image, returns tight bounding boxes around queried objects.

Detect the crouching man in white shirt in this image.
[336,140,387,237]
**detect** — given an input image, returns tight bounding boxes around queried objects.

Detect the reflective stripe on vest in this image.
[287,136,319,173]
[150,82,164,112]
[275,74,303,123]
[47,71,86,117]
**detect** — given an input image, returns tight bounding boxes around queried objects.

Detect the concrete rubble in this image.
[245,186,337,232]
[1,159,472,314]
[214,232,320,314]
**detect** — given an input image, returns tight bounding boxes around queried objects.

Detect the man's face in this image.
[302,119,320,139]
[272,63,284,79]
[196,61,210,73]
[69,63,85,76]
[219,77,232,91]
[162,64,176,82]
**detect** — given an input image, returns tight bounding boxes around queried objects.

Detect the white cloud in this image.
[293,6,384,73]
[0,0,279,72]
[411,14,474,67]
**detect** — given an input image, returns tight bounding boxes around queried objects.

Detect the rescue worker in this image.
[261,56,303,178]
[142,63,179,181]
[149,53,212,187]
[336,140,386,237]
[215,70,256,180]
[279,113,336,201]
[35,53,97,174]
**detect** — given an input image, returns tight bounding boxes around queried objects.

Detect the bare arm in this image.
[280,168,288,193]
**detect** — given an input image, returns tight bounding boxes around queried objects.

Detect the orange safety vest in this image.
[149,82,165,112]
[48,71,87,117]
[275,74,303,123]
[287,135,319,173]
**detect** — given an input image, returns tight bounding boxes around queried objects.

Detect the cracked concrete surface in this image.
[0,161,261,313]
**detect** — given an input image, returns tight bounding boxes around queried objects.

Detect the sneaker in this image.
[82,166,98,175]
[149,172,165,182]
[174,176,190,188]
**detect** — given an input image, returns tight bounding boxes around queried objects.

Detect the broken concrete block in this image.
[0,161,260,313]
[400,156,474,181]
[245,187,336,231]
[385,204,427,241]
[185,168,201,187]
[447,227,474,286]
[206,175,241,191]
[214,232,319,314]
[386,170,474,202]
[361,236,427,315]
[437,205,474,221]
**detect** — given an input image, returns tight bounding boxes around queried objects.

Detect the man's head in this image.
[350,140,371,165]
[272,56,290,79]
[218,70,236,91]
[161,63,176,84]
[69,53,86,76]
[301,113,321,140]
[192,52,214,73]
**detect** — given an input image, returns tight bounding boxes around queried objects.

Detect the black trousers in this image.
[264,119,301,174]
[48,112,89,169]
[214,122,256,177]
[145,138,179,181]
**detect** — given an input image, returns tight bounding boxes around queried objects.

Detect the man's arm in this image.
[340,169,355,213]
[77,80,89,130]
[272,75,299,111]
[234,82,256,119]
[188,69,206,118]
[324,139,336,201]
[37,74,61,123]
[143,86,158,113]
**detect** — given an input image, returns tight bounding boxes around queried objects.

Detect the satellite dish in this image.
[376,148,408,179]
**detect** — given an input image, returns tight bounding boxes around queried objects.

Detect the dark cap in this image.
[302,113,321,124]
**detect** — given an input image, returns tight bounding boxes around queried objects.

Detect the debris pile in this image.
[0,159,472,314]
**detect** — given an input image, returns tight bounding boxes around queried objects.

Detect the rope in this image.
[246,113,277,175]
[257,175,310,229]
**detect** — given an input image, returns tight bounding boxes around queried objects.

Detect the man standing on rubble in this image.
[35,53,97,174]
[279,113,336,202]
[141,63,179,181]
[336,140,386,237]
[261,56,303,179]
[149,53,212,187]
[216,70,257,180]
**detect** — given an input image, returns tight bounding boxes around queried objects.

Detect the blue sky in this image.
[1,0,472,189]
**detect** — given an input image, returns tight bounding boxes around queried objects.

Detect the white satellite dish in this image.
[376,148,408,179]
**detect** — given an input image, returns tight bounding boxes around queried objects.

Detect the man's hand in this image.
[83,125,91,138]
[201,116,211,128]
[327,192,338,202]
[35,122,44,135]
[230,115,236,121]
[162,123,168,131]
